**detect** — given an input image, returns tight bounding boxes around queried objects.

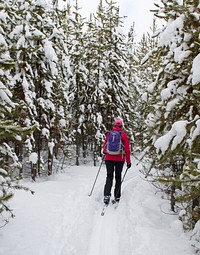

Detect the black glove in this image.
[127,163,132,169]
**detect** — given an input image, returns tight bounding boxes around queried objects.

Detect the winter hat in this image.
[114,118,123,127]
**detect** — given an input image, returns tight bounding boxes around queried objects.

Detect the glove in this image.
[127,162,132,169]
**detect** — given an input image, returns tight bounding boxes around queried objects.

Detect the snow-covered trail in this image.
[0,158,194,255]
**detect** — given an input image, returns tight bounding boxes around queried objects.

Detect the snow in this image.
[173,45,191,64]
[44,40,58,63]
[0,157,194,255]
[161,80,177,102]
[48,141,55,155]
[29,152,38,164]
[158,15,184,47]
[0,33,6,45]
[0,81,14,107]
[192,220,200,253]
[192,119,200,141]
[155,121,188,153]
[166,98,180,113]
[147,82,156,93]
[192,53,200,85]
[42,127,50,138]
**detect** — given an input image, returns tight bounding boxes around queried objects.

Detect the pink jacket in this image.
[103,126,131,164]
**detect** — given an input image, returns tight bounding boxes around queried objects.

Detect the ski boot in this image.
[103,196,110,205]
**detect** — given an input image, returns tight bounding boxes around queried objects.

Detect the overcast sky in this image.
[71,0,163,40]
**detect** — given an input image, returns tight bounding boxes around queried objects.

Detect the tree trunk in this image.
[47,150,53,176]
[171,184,176,212]
[75,132,80,166]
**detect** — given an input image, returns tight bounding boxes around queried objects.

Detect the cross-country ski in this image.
[101,204,108,216]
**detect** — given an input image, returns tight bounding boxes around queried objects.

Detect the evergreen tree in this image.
[84,0,136,161]
[96,0,134,130]
[4,0,71,178]
[126,22,144,148]
[0,2,34,224]
[66,0,88,165]
[145,0,200,230]
[134,19,162,152]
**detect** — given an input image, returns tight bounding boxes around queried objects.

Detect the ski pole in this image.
[121,166,129,183]
[88,155,105,197]
[115,166,129,199]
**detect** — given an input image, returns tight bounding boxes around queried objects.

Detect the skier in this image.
[102,118,131,205]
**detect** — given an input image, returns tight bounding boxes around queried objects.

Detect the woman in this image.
[102,118,131,204]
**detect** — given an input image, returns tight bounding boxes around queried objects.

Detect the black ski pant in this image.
[104,160,124,199]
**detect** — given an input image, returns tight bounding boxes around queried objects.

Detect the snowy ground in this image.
[0,157,194,255]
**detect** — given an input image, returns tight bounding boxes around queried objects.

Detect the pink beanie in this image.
[114,119,123,127]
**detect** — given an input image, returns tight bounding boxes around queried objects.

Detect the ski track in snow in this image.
[0,158,194,255]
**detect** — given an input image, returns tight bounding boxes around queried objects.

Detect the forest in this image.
[0,0,199,251]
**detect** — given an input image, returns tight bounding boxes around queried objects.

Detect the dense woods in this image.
[0,0,199,251]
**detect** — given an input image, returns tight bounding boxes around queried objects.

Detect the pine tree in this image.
[66,0,88,165]
[96,0,134,130]
[5,0,71,178]
[0,1,34,224]
[84,0,136,161]
[134,19,162,153]
[145,0,200,230]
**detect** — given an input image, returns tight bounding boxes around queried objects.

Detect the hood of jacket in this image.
[112,126,122,132]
